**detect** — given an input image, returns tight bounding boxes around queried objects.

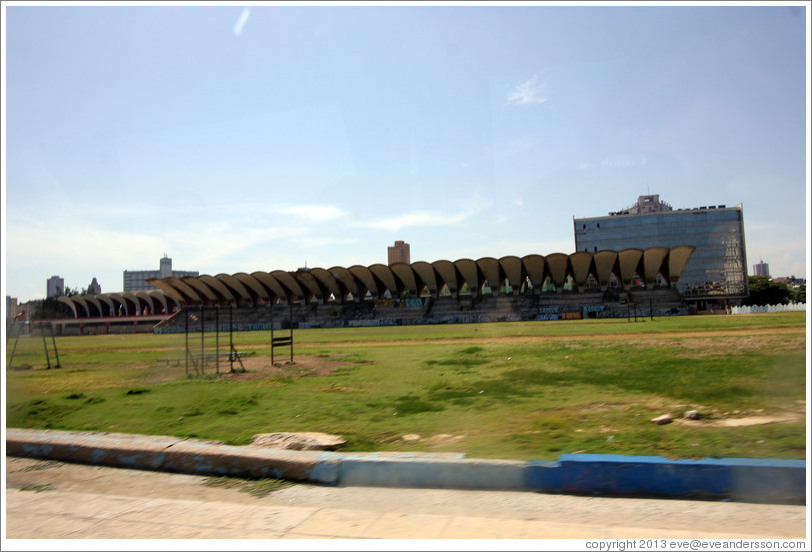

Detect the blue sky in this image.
[2,2,809,303]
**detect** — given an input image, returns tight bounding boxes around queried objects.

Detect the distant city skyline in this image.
[3,2,809,303]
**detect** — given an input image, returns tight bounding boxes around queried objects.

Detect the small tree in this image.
[790,284,805,304]
[743,276,792,306]
[33,297,73,319]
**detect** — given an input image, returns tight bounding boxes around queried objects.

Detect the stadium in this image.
[50,246,697,336]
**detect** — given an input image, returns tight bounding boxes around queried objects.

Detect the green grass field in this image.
[5,312,807,461]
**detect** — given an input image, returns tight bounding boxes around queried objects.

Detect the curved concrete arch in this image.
[411,261,439,296]
[198,275,236,304]
[499,256,523,294]
[618,249,644,288]
[390,263,419,296]
[295,270,327,303]
[668,245,696,287]
[83,296,105,317]
[369,264,400,298]
[545,253,570,290]
[70,297,92,317]
[182,277,220,304]
[134,291,159,314]
[251,272,286,303]
[146,278,187,304]
[593,250,619,290]
[643,247,669,287]
[569,251,594,290]
[144,291,167,314]
[108,293,132,316]
[330,266,360,302]
[271,270,306,302]
[164,294,181,314]
[161,278,203,304]
[215,274,252,305]
[233,273,269,303]
[95,295,116,317]
[151,278,202,304]
[58,296,79,318]
[455,259,481,296]
[432,260,460,296]
[308,268,343,302]
[348,265,379,299]
[522,254,546,289]
[122,292,143,314]
[476,257,501,294]
[146,290,170,315]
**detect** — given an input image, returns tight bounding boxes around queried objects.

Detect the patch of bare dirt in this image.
[399,433,467,447]
[216,354,357,381]
[672,400,806,428]
[676,412,806,428]
[638,335,805,355]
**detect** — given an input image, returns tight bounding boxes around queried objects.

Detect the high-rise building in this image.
[387,241,411,265]
[46,275,64,298]
[87,277,102,295]
[123,255,198,292]
[753,260,770,277]
[574,195,748,304]
[6,296,19,321]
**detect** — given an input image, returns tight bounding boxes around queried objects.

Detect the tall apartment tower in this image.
[160,255,172,278]
[47,275,64,298]
[753,260,770,277]
[387,241,411,265]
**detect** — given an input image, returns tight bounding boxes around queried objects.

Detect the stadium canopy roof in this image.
[146,247,695,307]
[57,289,180,319]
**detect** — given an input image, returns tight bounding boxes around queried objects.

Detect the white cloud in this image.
[295,236,359,248]
[233,8,251,37]
[600,154,647,168]
[273,204,348,221]
[505,76,548,106]
[353,197,493,231]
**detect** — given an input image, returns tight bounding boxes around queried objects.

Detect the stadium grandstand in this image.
[49,247,696,335]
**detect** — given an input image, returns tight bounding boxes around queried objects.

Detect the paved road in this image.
[3,457,807,542]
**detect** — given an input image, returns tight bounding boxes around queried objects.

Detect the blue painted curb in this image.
[525,454,807,504]
[5,429,806,504]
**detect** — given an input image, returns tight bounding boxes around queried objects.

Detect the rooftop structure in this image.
[753,260,770,278]
[47,275,64,298]
[388,241,411,266]
[123,255,198,292]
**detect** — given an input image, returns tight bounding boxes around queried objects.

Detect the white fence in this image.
[729,303,806,314]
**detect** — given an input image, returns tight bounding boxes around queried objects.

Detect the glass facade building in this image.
[574,198,748,303]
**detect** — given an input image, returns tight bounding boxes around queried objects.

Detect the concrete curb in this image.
[5,428,806,504]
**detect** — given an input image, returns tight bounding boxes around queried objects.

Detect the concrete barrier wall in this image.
[5,429,806,504]
[337,456,526,490]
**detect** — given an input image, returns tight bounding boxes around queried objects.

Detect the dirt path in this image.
[297,325,807,348]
